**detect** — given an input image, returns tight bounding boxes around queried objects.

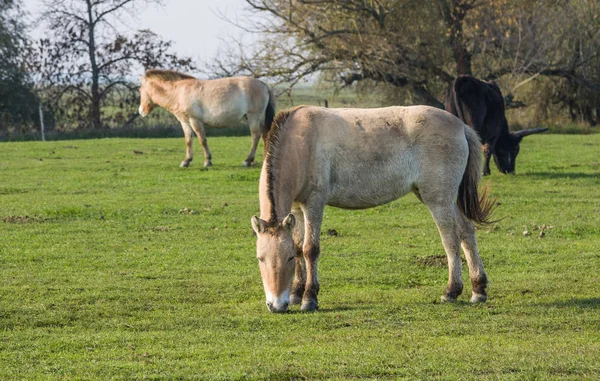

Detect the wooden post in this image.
[39,103,45,141]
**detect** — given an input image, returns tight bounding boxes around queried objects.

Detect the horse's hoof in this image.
[180,161,190,168]
[203,162,213,167]
[470,293,487,303]
[290,294,303,305]
[441,295,457,303]
[242,161,253,167]
[300,300,318,312]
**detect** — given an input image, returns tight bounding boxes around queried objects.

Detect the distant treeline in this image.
[1,0,599,140]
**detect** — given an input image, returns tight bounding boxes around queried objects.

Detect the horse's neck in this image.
[260,146,296,224]
[149,80,184,113]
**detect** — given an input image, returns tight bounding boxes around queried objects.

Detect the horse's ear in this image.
[282,213,296,231]
[251,216,267,234]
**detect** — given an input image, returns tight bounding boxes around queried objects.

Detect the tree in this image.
[212,0,599,122]
[33,0,195,130]
[211,0,451,106]
[0,0,38,132]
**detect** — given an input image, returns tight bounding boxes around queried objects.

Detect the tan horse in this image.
[138,69,275,167]
[251,105,496,313]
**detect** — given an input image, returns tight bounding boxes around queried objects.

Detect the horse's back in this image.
[289,105,467,156]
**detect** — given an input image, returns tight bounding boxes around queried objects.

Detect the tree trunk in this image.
[412,84,445,109]
[86,0,102,129]
[455,45,472,76]
[439,0,472,76]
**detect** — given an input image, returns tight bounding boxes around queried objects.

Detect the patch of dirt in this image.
[179,207,198,215]
[2,215,47,223]
[415,254,447,267]
[326,229,339,237]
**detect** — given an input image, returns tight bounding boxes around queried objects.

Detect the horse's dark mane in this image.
[264,106,305,224]
[144,69,196,82]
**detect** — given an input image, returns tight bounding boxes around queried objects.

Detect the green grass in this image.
[1,134,599,380]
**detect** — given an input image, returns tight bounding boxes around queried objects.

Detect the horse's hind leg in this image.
[180,122,194,167]
[459,214,488,302]
[243,115,262,167]
[426,202,464,302]
[190,118,212,167]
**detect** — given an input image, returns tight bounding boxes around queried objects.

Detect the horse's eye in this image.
[258,257,264,263]
[287,256,295,263]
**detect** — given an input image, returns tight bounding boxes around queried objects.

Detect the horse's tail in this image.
[458,125,497,225]
[263,85,276,139]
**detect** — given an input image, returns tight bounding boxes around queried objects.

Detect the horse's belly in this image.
[201,111,247,128]
[193,98,248,128]
[327,166,416,209]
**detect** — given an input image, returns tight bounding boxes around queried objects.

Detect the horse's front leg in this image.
[190,118,212,167]
[180,122,194,167]
[483,145,493,176]
[290,204,306,305]
[291,256,306,306]
[300,199,325,312]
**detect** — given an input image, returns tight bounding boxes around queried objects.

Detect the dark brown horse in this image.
[445,75,547,175]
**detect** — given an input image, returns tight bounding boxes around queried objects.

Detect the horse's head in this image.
[492,134,520,174]
[251,214,297,313]
[494,128,548,174]
[138,75,156,117]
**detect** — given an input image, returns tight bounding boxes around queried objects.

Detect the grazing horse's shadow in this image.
[527,172,599,180]
[315,306,374,313]
[280,305,373,314]
[538,298,600,309]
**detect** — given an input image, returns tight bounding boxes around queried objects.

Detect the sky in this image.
[22,0,258,68]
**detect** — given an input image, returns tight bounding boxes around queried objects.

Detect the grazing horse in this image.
[138,69,275,167]
[251,105,496,313]
[445,75,547,175]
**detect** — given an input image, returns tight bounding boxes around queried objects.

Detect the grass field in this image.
[1,133,599,380]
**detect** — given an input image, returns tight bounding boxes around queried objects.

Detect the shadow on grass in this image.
[539,298,600,309]
[318,305,374,313]
[526,172,599,180]
[279,305,373,315]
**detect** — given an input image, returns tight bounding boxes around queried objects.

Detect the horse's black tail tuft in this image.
[458,126,497,225]
[263,86,276,139]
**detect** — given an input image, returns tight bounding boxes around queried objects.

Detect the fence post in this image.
[39,103,45,141]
